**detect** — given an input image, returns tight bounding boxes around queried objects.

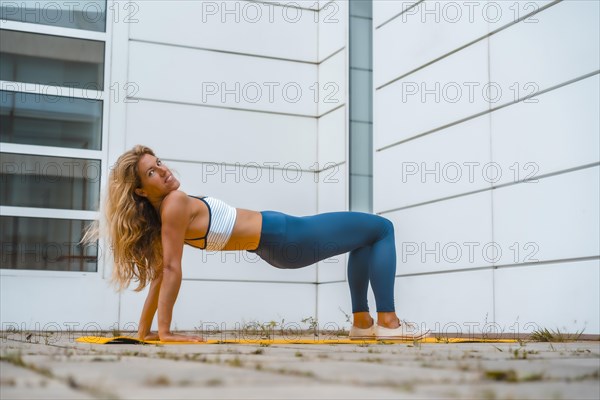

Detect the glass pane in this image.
[349,69,372,122]
[350,122,372,176]
[0,30,105,89]
[0,216,98,271]
[0,90,103,150]
[350,175,372,213]
[0,153,100,210]
[0,1,107,32]
[350,16,372,70]
[350,0,372,18]
[349,0,372,213]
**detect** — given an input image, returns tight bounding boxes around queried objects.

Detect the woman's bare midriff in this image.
[220,208,262,251]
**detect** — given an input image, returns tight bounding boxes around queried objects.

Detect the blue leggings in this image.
[247,211,397,313]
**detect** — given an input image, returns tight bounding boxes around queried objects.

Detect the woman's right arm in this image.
[137,272,163,340]
[156,191,204,342]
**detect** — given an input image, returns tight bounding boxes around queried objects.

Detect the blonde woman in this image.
[87,145,429,343]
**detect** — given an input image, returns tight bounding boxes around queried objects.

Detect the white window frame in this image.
[0,2,113,279]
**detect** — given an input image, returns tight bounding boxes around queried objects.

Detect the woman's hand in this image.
[158,332,206,343]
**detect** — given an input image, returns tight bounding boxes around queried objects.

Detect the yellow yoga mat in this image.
[76,336,517,345]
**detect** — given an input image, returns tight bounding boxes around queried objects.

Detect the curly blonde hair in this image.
[83,145,163,292]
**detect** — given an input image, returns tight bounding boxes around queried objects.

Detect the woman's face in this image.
[134,154,180,199]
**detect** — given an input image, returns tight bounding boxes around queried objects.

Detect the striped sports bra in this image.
[184,195,237,251]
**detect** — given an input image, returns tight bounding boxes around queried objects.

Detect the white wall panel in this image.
[493,166,600,265]
[489,0,600,106]
[126,100,317,167]
[129,41,318,116]
[318,49,346,115]
[491,74,600,186]
[386,191,493,274]
[130,1,317,62]
[374,39,488,149]
[395,271,494,334]
[373,0,412,28]
[318,105,346,166]
[120,280,316,330]
[495,260,600,334]
[181,247,317,283]
[374,113,491,211]
[317,163,346,212]
[317,282,352,329]
[319,0,346,61]
[0,276,119,330]
[317,252,347,283]
[374,1,487,88]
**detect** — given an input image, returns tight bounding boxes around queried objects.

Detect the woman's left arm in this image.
[156,191,204,342]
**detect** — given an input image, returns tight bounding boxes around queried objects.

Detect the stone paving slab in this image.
[1,335,598,399]
[0,362,96,400]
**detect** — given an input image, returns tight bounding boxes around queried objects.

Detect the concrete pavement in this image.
[1,332,599,399]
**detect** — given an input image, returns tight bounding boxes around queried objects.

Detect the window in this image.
[349,0,373,212]
[1,90,103,149]
[0,1,107,32]
[1,216,98,272]
[1,153,100,210]
[0,30,105,89]
[0,5,108,273]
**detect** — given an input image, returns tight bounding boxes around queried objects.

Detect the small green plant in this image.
[434,334,450,344]
[412,337,423,349]
[512,348,527,359]
[0,351,26,368]
[301,316,319,337]
[484,369,518,382]
[530,327,584,342]
[521,373,544,382]
[226,356,243,367]
[294,351,303,357]
[339,307,352,324]
[360,357,383,363]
